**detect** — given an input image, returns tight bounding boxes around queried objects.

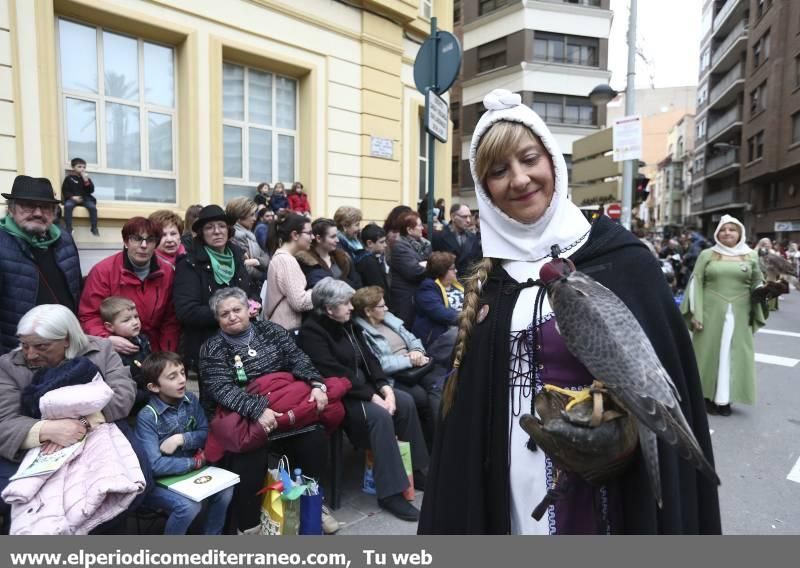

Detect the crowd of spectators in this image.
[0,171,483,534]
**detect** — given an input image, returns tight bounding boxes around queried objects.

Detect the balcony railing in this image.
[707,105,742,140]
[704,187,738,209]
[709,62,743,103]
[713,0,744,33]
[706,150,739,175]
[711,19,747,68]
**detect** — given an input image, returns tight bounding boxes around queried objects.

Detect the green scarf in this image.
[0,215,61,249]
[205,246,235,285]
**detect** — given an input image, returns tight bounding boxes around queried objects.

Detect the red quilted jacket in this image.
[78,251,180,352]
[205,373,350,462]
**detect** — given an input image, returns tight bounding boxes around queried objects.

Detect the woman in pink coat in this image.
[0,305,138,533]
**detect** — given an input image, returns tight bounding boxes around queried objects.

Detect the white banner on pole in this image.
[612,115,642,162]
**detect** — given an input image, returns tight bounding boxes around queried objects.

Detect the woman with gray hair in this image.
[226,197,270,298]
[0,304,137,531]
[298,278,429,522]
[199,287,341,534]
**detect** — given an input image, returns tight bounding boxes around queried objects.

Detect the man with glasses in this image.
[432,203,482,278]
[0,176,82,354]
[78,217,181,357]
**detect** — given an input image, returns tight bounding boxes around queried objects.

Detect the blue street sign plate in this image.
[413,31,462,95]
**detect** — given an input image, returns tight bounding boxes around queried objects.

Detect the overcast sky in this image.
[608,0,702,90]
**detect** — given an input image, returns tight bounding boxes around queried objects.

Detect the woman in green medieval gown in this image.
[681,214,767,416]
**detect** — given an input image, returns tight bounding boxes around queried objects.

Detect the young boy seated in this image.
[356,223,389,290]
[61,157,100,235]
[135,352,233,535]
[100,296,152,413]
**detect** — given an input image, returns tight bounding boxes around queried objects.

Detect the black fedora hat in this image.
[2,175,61,204]
[192,204,230,233]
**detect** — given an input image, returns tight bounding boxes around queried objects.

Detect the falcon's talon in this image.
[543,384,592,411]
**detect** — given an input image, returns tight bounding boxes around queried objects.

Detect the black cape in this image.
[418,217,721,534]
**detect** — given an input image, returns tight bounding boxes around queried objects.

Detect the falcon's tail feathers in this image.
[639,429,663,509]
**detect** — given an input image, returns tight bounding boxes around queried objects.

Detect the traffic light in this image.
[635,175,651,201]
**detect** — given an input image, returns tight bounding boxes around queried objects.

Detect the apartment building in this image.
[654,114,696,230]
[690,0,800,242]
[451,0,612,207]
[739,0,800,242]
[691,0,749,234]
[0,0,454,270]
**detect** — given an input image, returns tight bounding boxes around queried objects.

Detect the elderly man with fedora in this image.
[173,204,254,374]
[0,176,82,354]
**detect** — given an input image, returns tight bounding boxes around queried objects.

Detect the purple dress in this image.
[509,316,620,534]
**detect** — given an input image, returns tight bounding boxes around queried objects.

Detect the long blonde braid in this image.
[442,256,495,416]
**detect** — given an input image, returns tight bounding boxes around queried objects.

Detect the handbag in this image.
[392,359,434,386]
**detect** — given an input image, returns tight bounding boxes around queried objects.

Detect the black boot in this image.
[717,404,732,416]
[704,399,718,415]
[378,494,420,522]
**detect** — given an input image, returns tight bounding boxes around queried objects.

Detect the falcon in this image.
[758,252,800,291]
[531,257,720,507]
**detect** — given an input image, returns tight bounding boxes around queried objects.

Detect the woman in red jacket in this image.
[78,217,181,355]
[288,181,311,217]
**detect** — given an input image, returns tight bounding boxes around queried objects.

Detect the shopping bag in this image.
[258,470,284,535]
[258,457,300,535]
[299,487,323,535]
[363,441,415,500]
[398,440,415,501]
[280,493,301,536]
[363,450,377,495]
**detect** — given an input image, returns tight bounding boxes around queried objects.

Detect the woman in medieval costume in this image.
[681,215,766,416]
[418,89,721,535]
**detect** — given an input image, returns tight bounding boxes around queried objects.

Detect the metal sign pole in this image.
[621,0,637,231]
[426,17,438,238]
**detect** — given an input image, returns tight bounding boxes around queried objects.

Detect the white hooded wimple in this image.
[710,214,752,257]
[469,89,591,261]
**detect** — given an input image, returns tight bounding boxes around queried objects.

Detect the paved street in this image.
[713,290,800,534]
[334,290,800,535]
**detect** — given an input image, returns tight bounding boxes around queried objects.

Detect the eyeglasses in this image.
[16,202,56,214]
[453,213,473,219]
[374,303,388,310]
[203,222,228,233]
[128,235,159,245]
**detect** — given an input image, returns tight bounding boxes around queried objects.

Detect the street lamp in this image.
[589,0,637,230]
[589,84,618,107]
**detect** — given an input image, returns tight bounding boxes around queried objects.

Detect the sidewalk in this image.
[330,444,421,535]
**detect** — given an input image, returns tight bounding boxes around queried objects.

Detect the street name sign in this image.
[425,90,449,143]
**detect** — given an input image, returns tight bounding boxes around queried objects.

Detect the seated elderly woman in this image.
[0,305,139,534]
[412,252,463,366]
[351,286,444,450]
[297,278,428,522]
[199,287,343,534]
